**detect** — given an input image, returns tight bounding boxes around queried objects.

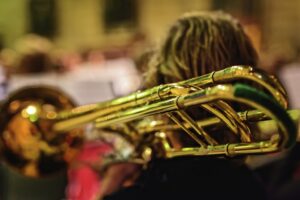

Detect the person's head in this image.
[142,10,260,149]
[14,34,54,74]
[144,11,258,87]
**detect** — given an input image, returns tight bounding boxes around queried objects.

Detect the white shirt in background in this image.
[7,57,141,106]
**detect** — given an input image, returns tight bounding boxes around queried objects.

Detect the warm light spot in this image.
[22,105,39,122]
[26,105,37,115]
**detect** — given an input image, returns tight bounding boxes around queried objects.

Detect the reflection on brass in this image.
[0,86,83,177]
[0,66,297,177]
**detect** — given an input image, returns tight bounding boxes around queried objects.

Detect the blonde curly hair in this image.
[144,11,258,87]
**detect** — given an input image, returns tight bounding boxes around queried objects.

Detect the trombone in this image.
[0,65,296,177]
[54,65,288,132]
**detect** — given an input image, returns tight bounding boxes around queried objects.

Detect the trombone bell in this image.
[0,86,82,177]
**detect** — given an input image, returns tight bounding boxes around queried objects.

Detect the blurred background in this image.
[0,1,300,200]
[0,0,299,53]
[0,0,300,104]
[0,0,299,56]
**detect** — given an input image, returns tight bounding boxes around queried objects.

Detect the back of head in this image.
[14,34,54,74]
[144,11,258,87]
[142,10,260,149]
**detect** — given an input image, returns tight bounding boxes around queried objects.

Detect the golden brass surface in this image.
[0,65,296,177]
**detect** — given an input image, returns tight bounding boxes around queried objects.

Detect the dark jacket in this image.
[104,156,266,200]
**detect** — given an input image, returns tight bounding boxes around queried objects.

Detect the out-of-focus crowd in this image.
[0,33,148,200]
[0,33,145,104]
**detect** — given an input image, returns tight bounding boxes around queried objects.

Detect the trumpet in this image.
[0,65,296,177]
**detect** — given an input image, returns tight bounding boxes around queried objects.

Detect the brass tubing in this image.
[54,66,288,130]
[81,84,296,155]
[167,112,208,147]
[188,84,251,142]
[165,112,300,157]
[135,110,300,135]
[181,65,287,108]
[165,141,279,157]
[176,110,218,145]
[205,101,252,142]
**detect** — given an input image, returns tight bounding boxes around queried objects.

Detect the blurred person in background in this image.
[62,46,141,105]
[65,47,151,200]
[91,10,266,200]
[66,131,134,200]
[6,34,60,92]
[64,33,147,200]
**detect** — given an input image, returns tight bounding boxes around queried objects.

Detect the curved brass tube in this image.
[180,65,288,108]
[159,84,295,157]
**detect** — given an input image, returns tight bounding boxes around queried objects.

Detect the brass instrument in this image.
[54,65,288,131]
[0,65,297,177]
